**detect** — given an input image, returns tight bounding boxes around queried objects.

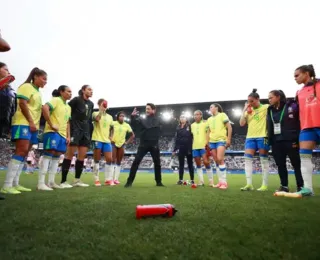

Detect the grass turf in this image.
[0,172,320,260]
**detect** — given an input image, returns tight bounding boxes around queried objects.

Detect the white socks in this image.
[105,163,113,181]
[197,167,204,184]
[3,156,24,189]
[114,164,121,181]
[93,162,100,181]
[219,164,227,183]
[215,164,221,182]
[38,156,51,185]
[48,157,60,184]
[260,156,269,186]
[206,167,213,182]
[13,162,25,187]
[245,156,253,185]
[300,156,313,191]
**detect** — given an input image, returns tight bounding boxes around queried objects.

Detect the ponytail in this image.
[52,89,60,97]
[52,85,69,97]
[25,67,47,84]
[269,90,287,103]
[78,84,90,97]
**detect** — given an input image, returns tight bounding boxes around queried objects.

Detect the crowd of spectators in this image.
[1,137,319,173]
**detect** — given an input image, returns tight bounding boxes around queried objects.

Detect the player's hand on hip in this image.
[226,139,231,148]
[51,125,59,132]
[29,122,37,132]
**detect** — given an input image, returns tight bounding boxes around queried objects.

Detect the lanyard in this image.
[270,105,286,124]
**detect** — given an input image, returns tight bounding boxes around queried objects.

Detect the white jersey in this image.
[84,158,87,166]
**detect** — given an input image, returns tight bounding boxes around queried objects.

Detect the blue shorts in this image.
[299,128,320,144]
[11,125,38,144]
[43,132,67,152]
[93,141,112,153]
[209,142,226,150]
[245,138,269,151]
[192,149,206,158]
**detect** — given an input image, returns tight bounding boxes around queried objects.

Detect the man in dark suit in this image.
[125,103,164,187]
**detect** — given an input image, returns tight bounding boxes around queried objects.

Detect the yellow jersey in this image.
[191,121,207,149]
[12,83,42,129]
[207,112,229,142]
[113,121,133,147]
[44,97,71,138]
[245,104,269,138]
[92,112,114,143]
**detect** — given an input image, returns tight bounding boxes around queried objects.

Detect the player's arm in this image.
[94,103,107,122]
[67,121,71,145]
[240,103,249,127]
[109,125,114,141]
[0,30,10,52]
[206,122,210,145]
[42,104,55,129]
[225,122,232,147]
[19,99,36,130]
[126,131,135,145]
[239,110,247,126]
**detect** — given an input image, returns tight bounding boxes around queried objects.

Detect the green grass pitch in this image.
[0,171,320,260]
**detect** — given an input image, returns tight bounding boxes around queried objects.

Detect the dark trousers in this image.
[178,152,194,181]
[127,144,162,183]
[272,141,304,188]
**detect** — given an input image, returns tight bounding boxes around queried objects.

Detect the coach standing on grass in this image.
[0,30,11,200]
[125,103,164,187]
[267,90,303,193]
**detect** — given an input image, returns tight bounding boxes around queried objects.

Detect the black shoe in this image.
[276,186,289,192]
[156,182,165,187]
[0,194,5,200]
[177,180,183,185]
[297,186,303,192]
[190,180,195,185]
[124,182,132,188]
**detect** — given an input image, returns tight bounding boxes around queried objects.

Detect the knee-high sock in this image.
[260,155,269,186]
[105,163,113,181]
[93,162,100,181]
[206,166,213,181]
[244,154,253,185]
[39,153,52,185]
[61,159,71,183]
[197,167,204,184]
[75,160,84,179]
[48,156,60,184]
[216,163,221,182]
[114,164,121,181]
[13,162,25,187]
[3,155,25,188]
[219,164,227,183]
[300,149,313,191]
